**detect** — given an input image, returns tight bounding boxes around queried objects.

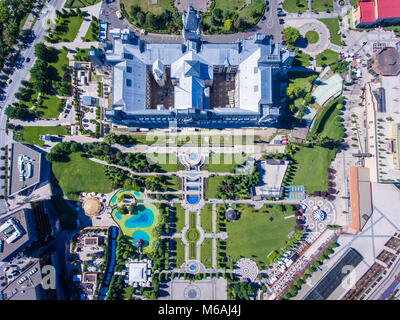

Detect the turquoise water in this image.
[133,191,141,197]
[187,186,199,191]
[124,207,154,228]
[187,196,200,204]
[189,153,197,160]
[115,211,122,220]
[132,230,150,248]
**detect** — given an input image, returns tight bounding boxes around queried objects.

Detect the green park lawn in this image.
[283,0,308,12]
[305,30,319,44]
[316,49,339,67]
[173,203,185,233]
[54,15,85,42]
[313,97,345,141]
[83,18,98,42]
[318,18,341,45]
[206,153,247,173]
[225,204,296,267]
[201,204,213,233]
[147,153,179,172]
[120,0,173,15]
[64,0,101,8]
[21,126,69,147]
[292,50,312,67]
[205,176,225,199]
[311,0,333,12]
[287,71,318,108]
[174,238,185,268]
[37,94,63,119]
[291,146,332,193]
[201,238,213,268]
[52,151,113,201]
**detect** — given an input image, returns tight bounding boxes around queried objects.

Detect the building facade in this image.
[91,6,294,128]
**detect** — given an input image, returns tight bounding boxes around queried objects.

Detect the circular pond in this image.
[132,230,150,248]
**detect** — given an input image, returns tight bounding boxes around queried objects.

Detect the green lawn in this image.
[83,18,98,42]
[283,0,308,12]
[206,153,247,173]
[51,15,85,42]
[225,204,296,267]
[147,153,178,172]
[314,97,345,142]
[292,50,312,67]
[305,30,319,44]
[49,48,69,77]
[37,94,63,119]
[64,0,101,8]
[318,18,341,46]
[51,194,78,230]
[120,0,173,15]
[287,71,318,108]
[201,238,213,268]
[173,203,185,233]
[201,204,213,233]
[311,0,333,12]
[291,146,333,193]
[205,176,225,199]
[52,152,113,201]
[21,126,69,147]
[174,238,185,268]
[316,49,339,67]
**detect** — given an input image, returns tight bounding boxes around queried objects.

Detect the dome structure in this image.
[82,197,102,217]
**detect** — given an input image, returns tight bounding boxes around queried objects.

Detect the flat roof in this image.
[9,143,42,196]
[254,159,289,197]
[1,260,42,300]
[348,167,372,233]
[128,262,148,283]
[303,248,363,300]
[0,210,31,261]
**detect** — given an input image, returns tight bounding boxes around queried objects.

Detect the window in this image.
[123,53,133,60]
[127,66,132,73]
[254,85,258,92]
[126,79,132,87]
[254,67,258,74]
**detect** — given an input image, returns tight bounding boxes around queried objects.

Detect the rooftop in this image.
[0,210,32,262]
[9,143,42,197]
[374,47,400,76]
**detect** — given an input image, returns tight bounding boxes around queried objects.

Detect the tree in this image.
[224,19,233,31]
[304,93,313,104]
[104,132,118,145]
[213,8,223,20]
[282,27,300,45]
[34,43,49,61]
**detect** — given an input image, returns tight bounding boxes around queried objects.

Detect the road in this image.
[0,0,66,215]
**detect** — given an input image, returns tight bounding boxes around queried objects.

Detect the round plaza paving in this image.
[292,20,331,56]
[301,197,337,234]
[184,284,202,300]
[235,258,259,282]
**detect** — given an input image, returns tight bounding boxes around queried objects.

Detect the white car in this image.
[116,11,123,19]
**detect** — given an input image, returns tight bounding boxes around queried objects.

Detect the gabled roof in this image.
[377,0,400,19]
[359,1,376,23]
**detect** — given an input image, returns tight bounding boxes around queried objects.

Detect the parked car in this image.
[279,18,284,24]
[25,57,30,62]
[261,16,266,21]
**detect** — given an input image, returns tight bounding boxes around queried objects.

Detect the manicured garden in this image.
[224,204,296,267]
[290,145,332,193]
[316,49,339,67]
[318,18,341,46]
[20,126,69,147]
[201,204,213,233]
[47,10,85,43]
[201,238,213,268]
[305,30,319,44]
[51,151,113,200]
[205,153,247,173]
[292,50,312,67]
[64,0,101,8]
[202,0,265,34]
[311,0,333,12]
[173,203,186,233]
[283,0,308,13]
